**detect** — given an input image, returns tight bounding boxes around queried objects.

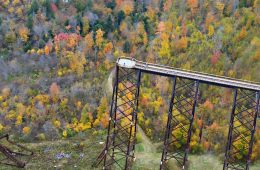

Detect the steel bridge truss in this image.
[94,58,260,170]
[223,89,260,170]
[98,66,141,169]
[160,77,199,169]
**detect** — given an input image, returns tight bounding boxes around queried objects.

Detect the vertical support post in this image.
[246,91,260,170]
[160,76,177,170]
[125,70,142,169]
[183,81,200,167]
[103,66,119,169]
[110,66,120,163]
[160,78,199,170]
[223,89,259,170]
[132,71,142,160]
[97,67,141,170]
[223,88,238,170]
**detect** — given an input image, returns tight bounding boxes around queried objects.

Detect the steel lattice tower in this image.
[93,58,260,170]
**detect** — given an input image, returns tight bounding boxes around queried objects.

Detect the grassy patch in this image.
[135,143,145,152]
[188,154,260,170]
[0,133,259,170]
[0,133,105,170]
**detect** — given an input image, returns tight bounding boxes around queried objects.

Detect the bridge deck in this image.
[117,58,260,91]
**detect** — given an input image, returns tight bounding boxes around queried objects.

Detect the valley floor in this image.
[0,130,259,170]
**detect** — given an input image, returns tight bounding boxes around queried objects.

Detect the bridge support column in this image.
[94,66,141,170]
[160,78,199,170]
[223,89,260,170]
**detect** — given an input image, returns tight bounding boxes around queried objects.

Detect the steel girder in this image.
[99,66,141,170]
[223,89,260,170]
[93,61,260,170]
[160,77,199,170]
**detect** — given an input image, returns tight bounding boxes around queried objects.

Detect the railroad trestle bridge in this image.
[93,58,260,170]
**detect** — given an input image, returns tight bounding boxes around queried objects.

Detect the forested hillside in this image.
[0,0,260,168]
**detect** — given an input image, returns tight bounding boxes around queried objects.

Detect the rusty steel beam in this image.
[94,58,260,170]
[223,90,260,170]
[160,78,199,169]
[94,66,141,170]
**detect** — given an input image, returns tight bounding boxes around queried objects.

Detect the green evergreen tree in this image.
[28,0,39,15]
[44,0,55,20]
[27,15,33,30]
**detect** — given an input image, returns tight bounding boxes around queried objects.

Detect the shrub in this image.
[190,141,204,154]
[22,127,31,135]
[37,133,46,140]
[136,132,143,144]
[5,32,16,44]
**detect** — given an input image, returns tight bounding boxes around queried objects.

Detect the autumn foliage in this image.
[0,0,259,163]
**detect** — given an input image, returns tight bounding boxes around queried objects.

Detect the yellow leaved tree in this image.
[18,26,29,42]
[95,29,104,48]
[94,97,109,128]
